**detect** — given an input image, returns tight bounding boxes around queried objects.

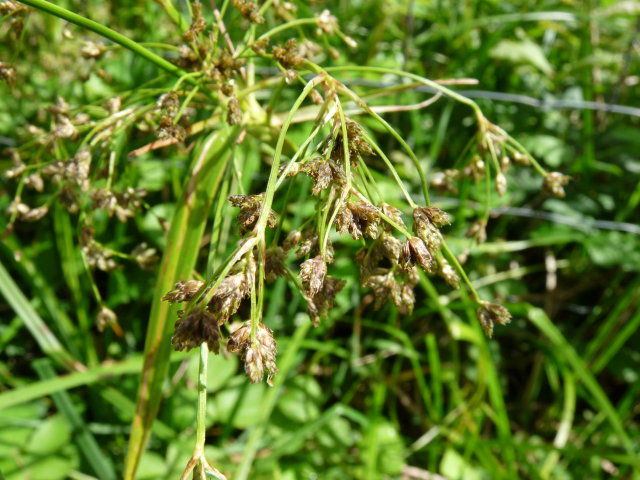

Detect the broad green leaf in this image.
[490,37,553,74]
[25,415,70,456]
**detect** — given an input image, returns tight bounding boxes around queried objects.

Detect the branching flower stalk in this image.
[5,2,577,477]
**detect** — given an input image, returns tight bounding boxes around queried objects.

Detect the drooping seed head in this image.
[476,301,511,337]
[543,172,570,198]
[163,279,205,303]
[299,255,327,296]
[171,309,221,353]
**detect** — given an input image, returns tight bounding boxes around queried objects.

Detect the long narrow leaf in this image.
[34,359,117,480]
[526,305,637,457]
[0,261,79,370]
[124,127,238,479]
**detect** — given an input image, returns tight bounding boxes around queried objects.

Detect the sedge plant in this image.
[1,1,578,478]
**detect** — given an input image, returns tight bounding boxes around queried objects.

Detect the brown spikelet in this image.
[476,301,511,337]
[171,309,221,353]
[228,322,278,385]
[163,280,205,303]
[299,255,327,296]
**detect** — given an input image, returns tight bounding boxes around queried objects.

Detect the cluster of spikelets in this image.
[1,0,570,386]
[162,103,534,385]
[163,258,279,386]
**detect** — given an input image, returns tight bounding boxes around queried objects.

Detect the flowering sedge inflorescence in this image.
[163,102,520,386]
[3,1,566,387]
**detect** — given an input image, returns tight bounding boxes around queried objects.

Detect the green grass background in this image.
[1,1,639,479]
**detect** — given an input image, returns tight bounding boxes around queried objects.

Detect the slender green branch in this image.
[336,84,431,205]
[195,343,209,451]
[18,0,190,80]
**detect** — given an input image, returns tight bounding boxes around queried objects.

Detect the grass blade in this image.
[526,305,637,457]
[33,359,117,480]
[124,127,238,479]
[0,260,79,371]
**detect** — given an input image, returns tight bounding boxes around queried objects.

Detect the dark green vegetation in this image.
[1,1,639,479]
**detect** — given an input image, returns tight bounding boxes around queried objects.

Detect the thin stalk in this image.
[255,76,324,235]
[336,84,431,205]
[441,242,481,303]
[195,343,209,452]
[360,130,416,207]
[17,0,189,80]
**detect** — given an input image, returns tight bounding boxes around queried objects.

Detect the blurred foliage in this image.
[1,0,639,479]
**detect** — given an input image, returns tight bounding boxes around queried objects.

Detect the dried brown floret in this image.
[294,231,333,260]
[343,201,381,239]
[328,158,347,186]
[158,91,180,116]
[316,9,338,34]
[415,206,450,228]
[172,309,221,353]
[380,203,405,230]
[251,37,270,55]
[163,280,205,303]
[543,172,570,198]
[4,150,24,179]
[227,97,242,125]
[265,247,286,282]
[24,173,44,192]
[282,229,302,252]
[273,39,304,69]
[429,169,459,194]
[177,43,209,70]
[363,270,416,315]
[207,273,250,324]
[400,236,434,273]
[183,1,207,42]
[80,228,117,272]
[363,271,396,309]
[157,114,186,141]
[132,243,159,270]
[6,200,48,222]
[391,283,415,315]
[20,206,49,222]
[355,247,378,281]
[476,301,511,337]
[466,218,487,244]
[437,257,460,289]
[96,306,117,333]
[232,0,265,24]
[378,233,402,263]
[210,48,246,80]
[305,276,345,326]
[301,158,332,195]
[0,62,16,87]
[278,161,301,178]
[81,42,106,59]
[330,118,374,163]
[228,321,278,385]
[512,151,531,166]
[462,155,485,182]
[229,193,277,234]
[412,208,443,252]
[299,255,327,296]
[335,205,358,238]
[284,70,297,84]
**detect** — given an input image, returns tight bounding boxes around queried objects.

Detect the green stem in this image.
[255,76,323,235]
[336,84,431,205]
[18,0,189,80]
[440,242,481,303]
[195,343,209,452]
[360,130,416,207]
